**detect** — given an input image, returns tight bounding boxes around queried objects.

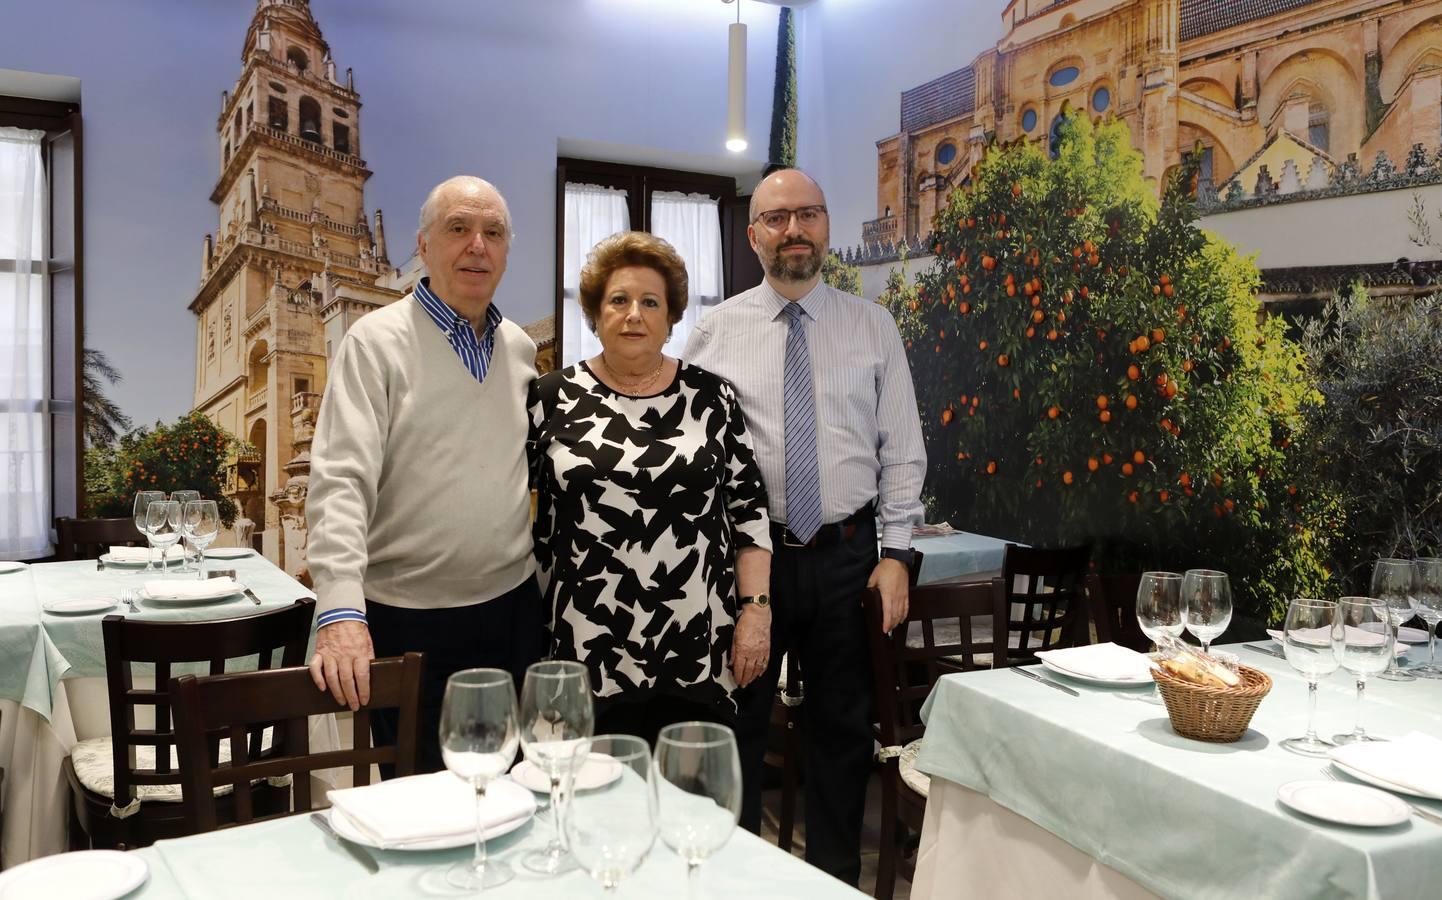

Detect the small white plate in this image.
[98,552,183,567]
[1330,759,1442,801]
[511,753,626,793]
[327,782,534,851]
[0,561,27,574]
[205,547,256,559]
[1037,657,1155,687]
[1277,779,1409,827]
[0,849,148,900]
[42,597,118,616]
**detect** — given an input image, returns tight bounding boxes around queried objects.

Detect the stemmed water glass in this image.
[565,734,658,894]
[182,501,220,580]
[518,660,595,876]
[655,722,741,899]
[145,501,182,576]
[1413,558,1442,679]
[1182,569,1232,654]
[1331,597,1393,745]
[1136,571,1184,647]
[439,668,520,891]
[131,491,165,573]
[1371,559,1417,682]
[1279,598,1341,757]
[170,490,200,571]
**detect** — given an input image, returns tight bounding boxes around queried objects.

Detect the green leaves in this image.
[84,411,240,527]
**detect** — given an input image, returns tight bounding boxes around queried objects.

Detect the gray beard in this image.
[765,247,822,283]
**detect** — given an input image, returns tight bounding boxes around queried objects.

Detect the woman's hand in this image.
[731,604,771,688]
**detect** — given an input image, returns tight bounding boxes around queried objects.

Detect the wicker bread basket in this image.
[1151,663,1272,743]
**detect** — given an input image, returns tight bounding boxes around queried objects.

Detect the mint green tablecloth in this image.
[0,556,316,720]
[913,532,1011,583]
[130,801,865,900]
[917,644,1442,900]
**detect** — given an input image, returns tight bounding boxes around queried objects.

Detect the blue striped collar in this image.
[761,279,826,323]
[414,277,503,339]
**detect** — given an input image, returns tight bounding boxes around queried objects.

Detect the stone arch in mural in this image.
[1177,121,1237,188]
[1259,48,1360,153]
[1180,77,1235,109]
[1381,16,1442,100]
[247,339,270,399]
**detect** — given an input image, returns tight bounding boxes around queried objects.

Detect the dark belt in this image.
[772,503,873,550]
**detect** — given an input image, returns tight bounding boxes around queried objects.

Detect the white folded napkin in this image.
[142,577,240,600]
[105,545,180,562]
[326,772,534,849]
[1035,642,1155,680]
[1331,732,1442,799]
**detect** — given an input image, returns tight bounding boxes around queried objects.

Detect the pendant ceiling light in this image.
[725,0,747,153]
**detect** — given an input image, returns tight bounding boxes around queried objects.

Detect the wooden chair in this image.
[62,599,315,850]
[54,516,143,561]
[864,581,1006,900]
[764,550,924,852]
[1085,573,1152,652]
[171,653,424,833]
[993,544,1092,665]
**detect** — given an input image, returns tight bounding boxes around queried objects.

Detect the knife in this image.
[244,586,263,606]
[310,811,379,874]
[1242,643,1284,660]
[1011,665,1080,697]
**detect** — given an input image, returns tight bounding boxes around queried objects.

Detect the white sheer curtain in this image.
[0,127,49,559]
[562,183,630,366]
[650,191,724,353]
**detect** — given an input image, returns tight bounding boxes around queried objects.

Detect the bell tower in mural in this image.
[191,0,403,580]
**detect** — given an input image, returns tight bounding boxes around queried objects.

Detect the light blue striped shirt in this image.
[684,280,926,551]
[317,278,506,630]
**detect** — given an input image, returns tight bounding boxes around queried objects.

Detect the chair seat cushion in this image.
[898,738,930,799]
[70,730,274,804]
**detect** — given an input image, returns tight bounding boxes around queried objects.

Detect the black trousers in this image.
[594,692,733,749]
[368,574,546,776]
[734,512,877,887]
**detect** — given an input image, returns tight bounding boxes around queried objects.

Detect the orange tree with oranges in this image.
[85,411,240,526]
[884,113,1334,626]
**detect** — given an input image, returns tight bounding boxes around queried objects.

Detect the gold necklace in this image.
[599,353,666,396]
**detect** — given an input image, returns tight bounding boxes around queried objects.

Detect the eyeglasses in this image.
[752,205,828,230]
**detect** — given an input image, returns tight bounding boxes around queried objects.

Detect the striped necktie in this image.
[782,302,822,543]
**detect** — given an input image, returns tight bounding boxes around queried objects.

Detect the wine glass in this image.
[1279,598,1341,757]
[170,490,200,571]
[565,734,658,894]
[1370,559,1417,682]
[1331,597,1393,745]
[1182,569,1232,654]
[1135,571,1184,646]
[439,668,520,891]
[655,722,741,899]
[518,660,595,876]
[182,501,220,580]
[131,491,165,573]
[1412,558,1442,679]
[145,501,182,575]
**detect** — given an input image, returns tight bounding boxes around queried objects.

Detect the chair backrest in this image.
[171,653,424,833]
[996,543,1092,663]
[1085,573,1152,652]
[55,516,143,561]
[101,599,315,810]
[863,582,1006,750]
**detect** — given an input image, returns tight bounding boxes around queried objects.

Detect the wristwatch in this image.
[881,547,915,567]
[740,593,771,609]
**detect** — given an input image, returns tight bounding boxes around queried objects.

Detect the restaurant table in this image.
[0,553,322,867]
[912,531,1012,584]
[910,642,1442,900]
[126,798,869,899]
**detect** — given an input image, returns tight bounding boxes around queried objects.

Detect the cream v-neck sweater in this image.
[307,294,538,617]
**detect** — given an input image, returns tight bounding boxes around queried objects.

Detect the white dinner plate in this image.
[328,788,534,851]
[204,547,256,559]
[1330,759,1442,801]
[0,561,27,575]
[1267,629,1407,656]
[0,849,148,900]
[42,597,118,616]
[1037,656,1155,687]
[1277,779,1409,828]
[98,552,182,567]
[510,753,626,793]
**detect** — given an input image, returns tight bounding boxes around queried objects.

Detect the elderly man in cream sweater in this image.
[306,175,544,773]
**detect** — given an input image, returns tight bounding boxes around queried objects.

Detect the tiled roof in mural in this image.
[1179,0,1326,42]
[900,66,976,133]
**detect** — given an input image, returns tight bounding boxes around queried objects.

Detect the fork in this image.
[121,588,139,614]
[1321,766,1442,825]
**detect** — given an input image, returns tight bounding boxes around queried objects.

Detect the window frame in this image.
[0,94,83,526]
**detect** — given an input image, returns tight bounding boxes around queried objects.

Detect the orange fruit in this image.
[1047,406,1061,419]
[1128,491,1139,504]
[1096,395,1110,410]
[1179,472,1191,487]
[986,461,997,475]
[1127,365,1140,380]
[1164,382,1178,399]
[1163,284,1175,298]
[1063,471,1074,485]
[998,354,1010,367]
[1125,394,1138,410]
[1099,410,1112,423]
[1158,490,1170,502]
[1133,450,1145,465]
[959,302,970,314]
[1008,284,1018,297]
[1031,296,1041,308]
[1102,453,1114,465]
[1212,472,1223,487]
[1153,285,1162,295]
[1224,498,1235,512]
[979,340,989,350]
[1026,327,1036,338]
[1013,388,1021,400]
[1047,329,1059,341]
[1156,373,1169,387]
[941,408,954,425]
[1032,309,1044,323]
[1135,336,1151,352]
[1159,274,1171,285]
[1087,458,1099,472]
[1121,462,1134,476]
[1151,328,1165,344]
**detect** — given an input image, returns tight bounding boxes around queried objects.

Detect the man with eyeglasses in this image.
[684,168,925,885]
